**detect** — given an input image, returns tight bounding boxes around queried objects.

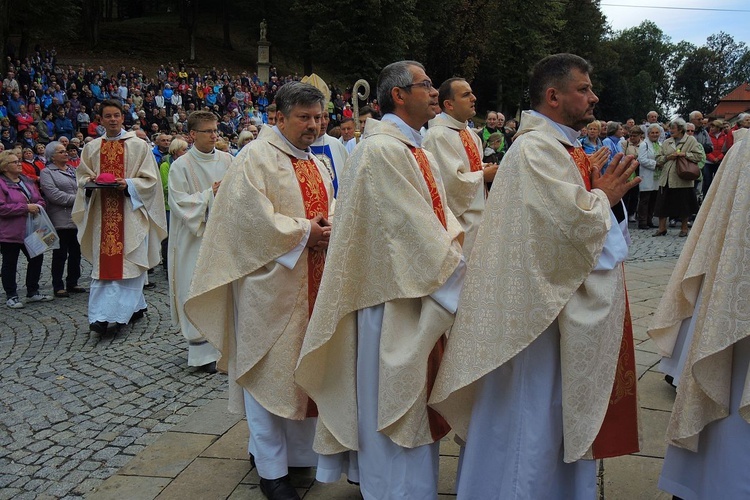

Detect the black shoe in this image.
[90,321,108,334]
[67,286,87,293]
[199,361,217,374]
[259,476,300,500]
[129,308,147,324]
[148,268,155,274]
[664,374,676,388]
[143,282,156,289]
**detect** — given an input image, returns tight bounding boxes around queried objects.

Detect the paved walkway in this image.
[1,226,686,499]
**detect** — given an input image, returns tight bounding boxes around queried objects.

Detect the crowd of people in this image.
[2,48,748,500]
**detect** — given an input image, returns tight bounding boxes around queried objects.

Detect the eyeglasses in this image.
[400,80,434,90]
[686,130,695,133]
[194,129,219,135]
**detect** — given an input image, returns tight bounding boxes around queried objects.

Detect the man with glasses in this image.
[185,83,354,500]
[167,110,232,374]
[297,60,465,499]
[424,77,498,257]
[72,99,167,334]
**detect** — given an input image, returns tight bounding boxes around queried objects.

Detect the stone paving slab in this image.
[2,222,688,498]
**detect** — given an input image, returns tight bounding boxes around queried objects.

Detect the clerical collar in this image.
[272,125,312,160]
[104,129,127,141]
[439,112,467,130]
[383,113,423,148]
[527,110,581,146]
[189,146,216,160]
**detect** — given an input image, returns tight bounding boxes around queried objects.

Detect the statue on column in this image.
[260,20,267,41]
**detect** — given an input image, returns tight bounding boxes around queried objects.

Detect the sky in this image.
[600,0,750,46]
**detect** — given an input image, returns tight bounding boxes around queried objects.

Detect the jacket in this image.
[39,165,77,229]
[656,134,704,189]
[0,174,45,243]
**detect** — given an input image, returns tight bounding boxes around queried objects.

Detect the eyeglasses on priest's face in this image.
[400,80,434,91]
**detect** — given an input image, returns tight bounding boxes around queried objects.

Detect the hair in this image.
[438,77,465,111]
[214,139,229,152]
[629,125,644,136]
[670,117,687,133]
[340,117,354,126]
[587,120,601,131]
[647,123,662,134]
[0,150,18,174]
[44,141,62,162]
[710,120,723,129]
[359,105,375,118]
[688,111,702,120]
[737,112,750,122]
[100,99,124,115]
[487,132,504,144]
[266,103,276,113]
[274,82,325,117]
[168,138,188,155]
[486,111,498,120]
[377,60,425,115]
[237,130,254,148]
[606,121,621,136]
[187,110,217,132]
[528,53,593,109]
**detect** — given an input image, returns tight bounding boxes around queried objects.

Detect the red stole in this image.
[98,140,126,280]
[459,129,483,172]
[566,145,640,458]
[409,146,452,442]
[291,156,329,418]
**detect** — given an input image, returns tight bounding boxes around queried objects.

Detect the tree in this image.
[221,0,233,50]
[81,0,102,47]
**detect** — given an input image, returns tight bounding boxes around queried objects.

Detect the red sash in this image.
[98,140,126,280]
[291,156,329,418]
[409,146,451,441]
[459,129,483,172]
[566,146,640,458]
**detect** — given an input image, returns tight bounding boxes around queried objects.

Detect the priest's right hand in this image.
[307,214,331,251]
[483,163,499,182]
[591,153,640,207]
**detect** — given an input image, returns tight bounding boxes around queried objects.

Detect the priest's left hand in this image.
[115,178,128,190]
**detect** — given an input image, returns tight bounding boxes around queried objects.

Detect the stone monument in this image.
[257,20,271,84]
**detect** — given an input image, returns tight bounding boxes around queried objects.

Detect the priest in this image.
[430,53,641,498]
[72,99,167,334]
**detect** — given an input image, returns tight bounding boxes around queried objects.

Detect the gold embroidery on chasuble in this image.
[291,157,330,418]
[459,129,483,172]
[99,140,126,280]
[566,144,640,458]
[409,146,451,441]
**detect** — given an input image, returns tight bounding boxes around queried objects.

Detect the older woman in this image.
[653,118,702,237]
[580,120,603,154]
[159,138,188,272]
[39,141,84,297]
[637,124,662,229]
[0,150,52,308]
[601,121,624,172]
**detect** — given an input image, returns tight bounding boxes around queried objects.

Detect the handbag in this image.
[675,155,700,181]
[24,207,60,258]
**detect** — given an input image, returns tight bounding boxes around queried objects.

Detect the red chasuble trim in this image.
[291,157,329,419]
[459,129,483,172]
[566,145,640,458]
[98,140,126,280]
[409,146,451,441]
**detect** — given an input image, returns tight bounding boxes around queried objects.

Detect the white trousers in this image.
[357,304,440,500]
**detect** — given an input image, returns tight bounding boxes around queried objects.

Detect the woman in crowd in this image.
[637,124,662,229]
[580,120,603,154]
[601,121,624,172]
[39,141,84,298]
[623,126,643,220]
[0,150,52,308]
[653,118,702,237]
[20,147,45,185]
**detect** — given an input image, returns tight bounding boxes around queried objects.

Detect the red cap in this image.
[96,173,117,184]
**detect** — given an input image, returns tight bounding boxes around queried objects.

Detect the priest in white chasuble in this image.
[430,53,642,499]
[167,110,232,373]
[649,129,750,500]
[423,77,498,258]
[72,99,167,334]
[184,82,356,500]
[296,61,465,500]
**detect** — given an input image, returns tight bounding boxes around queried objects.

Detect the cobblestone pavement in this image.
[0,222,686,499]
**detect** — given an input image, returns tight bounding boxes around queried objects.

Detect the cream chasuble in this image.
[295,118,464,455]
[72,131,167,279]
[167,146,233,365]
[184,126,332,417]
[423,112,485,257]
[430,111,633,463]
[649,130,750,452]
